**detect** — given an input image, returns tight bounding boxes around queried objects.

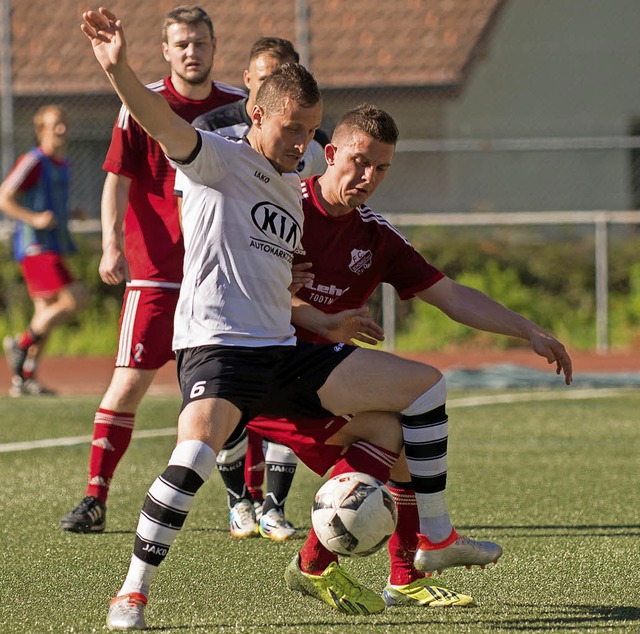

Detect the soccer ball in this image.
[311,472,397,557]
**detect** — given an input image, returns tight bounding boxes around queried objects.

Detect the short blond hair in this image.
[33,104,66,137]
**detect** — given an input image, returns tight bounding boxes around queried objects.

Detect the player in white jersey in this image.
[192,35,330,540]
[82,9,573,629]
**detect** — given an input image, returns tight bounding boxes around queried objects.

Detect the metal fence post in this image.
[594,213,609,353]
[0,0,15,179]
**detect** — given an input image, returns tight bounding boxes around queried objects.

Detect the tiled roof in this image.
[8,0,506,95]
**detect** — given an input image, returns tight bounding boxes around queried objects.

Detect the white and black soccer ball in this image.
[311,472,397,557]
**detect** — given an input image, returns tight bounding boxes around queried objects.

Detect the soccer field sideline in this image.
[0,386,631,454]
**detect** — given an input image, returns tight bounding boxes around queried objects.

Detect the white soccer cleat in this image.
[259,508,300,541]
[229,499,258,538]
[106,593,147,631]
[413,529,503,574]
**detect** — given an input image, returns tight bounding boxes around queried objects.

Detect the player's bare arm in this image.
[81,8,197,162]
[417,276,572,384]
[99,172,130,285]
[0,182,56,229]
[291,297,384,346]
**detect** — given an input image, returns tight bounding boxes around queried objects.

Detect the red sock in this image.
[387,482,423,585]
[85,408,135,503]
[244,428,265,500]
[17,327,40,350]
[299,441,398,575]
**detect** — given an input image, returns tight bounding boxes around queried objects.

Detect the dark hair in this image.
[255,63,321,114]
[162,5,214,42]
[249,37,299,64]
[333,103,399,145]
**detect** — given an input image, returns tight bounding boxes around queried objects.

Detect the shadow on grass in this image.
[459,524,640,538]
[479,604,640,630]
[146,604,640,632]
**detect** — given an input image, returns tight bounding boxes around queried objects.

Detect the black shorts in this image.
[176,342,356,425]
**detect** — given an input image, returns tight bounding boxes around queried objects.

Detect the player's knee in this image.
[345,411,403,453]
[68,283,88,313]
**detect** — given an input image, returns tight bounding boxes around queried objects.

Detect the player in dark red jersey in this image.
[1,104,87,397]
[234,103,572,611]
[61,5,245,534]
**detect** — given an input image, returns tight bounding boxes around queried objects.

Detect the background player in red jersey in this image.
[61,5,245,533]
[1,104,87,397]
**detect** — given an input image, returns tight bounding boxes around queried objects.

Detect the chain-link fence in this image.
[3,1,640,216]
[3,0,640,353]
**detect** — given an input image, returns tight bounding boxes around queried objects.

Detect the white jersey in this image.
[173,131,303,350]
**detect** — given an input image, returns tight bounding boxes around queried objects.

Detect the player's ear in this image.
[251,104,264,128]
[161,42,170,63]
[243,69,251,90]
[325,143,337,165]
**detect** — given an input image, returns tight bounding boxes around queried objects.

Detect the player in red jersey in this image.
[61,5,245,533]
[1,104,87,397]
[233,103,571,611]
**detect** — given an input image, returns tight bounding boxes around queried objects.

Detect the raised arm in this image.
[417,276,573,384]
[81,8,197,161]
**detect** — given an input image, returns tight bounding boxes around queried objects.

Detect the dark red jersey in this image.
[294,175,444,344]
[102,77,245,284]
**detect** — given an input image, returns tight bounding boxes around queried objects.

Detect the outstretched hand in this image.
[529,330,573,385]
[289,262,314,296]
[81,7,126,71]
[321,306,385,347]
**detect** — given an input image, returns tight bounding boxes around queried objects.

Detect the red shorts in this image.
[246,414,351,476]
[115,286,179,370]
[20,252,74,299]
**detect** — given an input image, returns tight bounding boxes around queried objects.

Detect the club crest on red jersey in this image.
[349,249,372,275]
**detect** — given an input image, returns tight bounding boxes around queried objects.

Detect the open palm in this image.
[81,8,126,71]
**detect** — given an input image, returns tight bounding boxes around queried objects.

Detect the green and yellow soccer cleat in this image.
[285,554,386,615]
[383,576,475,607]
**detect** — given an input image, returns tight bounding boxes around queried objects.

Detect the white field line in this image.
[0,387,631,454]
[0,427,176,454]
[446,387,632,408]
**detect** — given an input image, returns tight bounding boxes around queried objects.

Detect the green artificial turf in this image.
[0,390,638,633]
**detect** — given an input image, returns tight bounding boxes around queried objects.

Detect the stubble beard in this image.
[175,63,213,87]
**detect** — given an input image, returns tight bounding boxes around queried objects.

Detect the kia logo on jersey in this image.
[251,202,301,249]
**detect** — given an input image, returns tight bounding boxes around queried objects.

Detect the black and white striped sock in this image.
[119,440,215,597]
[401,376,453,543]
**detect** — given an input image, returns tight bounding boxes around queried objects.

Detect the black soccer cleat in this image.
[3,336,27,380]
[60,496,107,533]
